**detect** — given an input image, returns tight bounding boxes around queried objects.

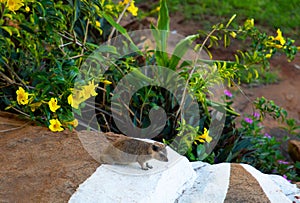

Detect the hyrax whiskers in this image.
[100,138,168,170]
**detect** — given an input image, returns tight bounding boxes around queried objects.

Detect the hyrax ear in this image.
[152,144,159,151]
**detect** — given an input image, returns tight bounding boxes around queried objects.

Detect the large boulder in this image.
[177,162,300,203]
[288,139,300,163]
[69,137,300,203]
[69,146,196,203]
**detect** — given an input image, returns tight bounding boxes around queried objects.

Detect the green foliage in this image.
[239,100,300,182]
[165,0,300,36]
[196,16,298,85]
[0,0,137,131]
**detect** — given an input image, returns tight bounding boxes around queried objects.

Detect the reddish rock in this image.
[288,140,300,163]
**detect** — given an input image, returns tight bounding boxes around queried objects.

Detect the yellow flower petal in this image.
[265,53,272,59]
[67,119,78,127]
[102,80,112,85]
[244,18,254,30]
[195,128,212,144]
[105,4,113,12]
[120,0,130,5]
[70,90,85,109]
[48,98,60,112]
[230,31,237,38]
[83,80,98,99]
[67,94,73,106]
[30,102,42,112]
[49,119,64,132]
[206,134,212,143]
[127,1,138,16]
[273,29,286,45]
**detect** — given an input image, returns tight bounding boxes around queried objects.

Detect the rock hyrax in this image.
[100,138,168,170]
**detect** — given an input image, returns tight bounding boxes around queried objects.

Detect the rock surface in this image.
[69,146,196,203]
[288,139,300,163]
[69,153,300,203]
[177,162,300,203]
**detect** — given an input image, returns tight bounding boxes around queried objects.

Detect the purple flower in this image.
[244,117,253,124]
[283,175,291,183]
[224,89,232,98]
[277,160,289,165]
[264,133,272,139]
[253,112,260,119]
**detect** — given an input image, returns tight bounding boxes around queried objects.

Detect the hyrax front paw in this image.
[146,162,153,169]
[140,162,153,170]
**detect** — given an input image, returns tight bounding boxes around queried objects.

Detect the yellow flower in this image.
[67,94,73,106]
[95,21,101,27]
[16,87,29,105]
[69,90,84,109]
[48,98,60,112]
[194,128,212,144]
[230,31,237,38]
[6,0,24,12]
[120,0,130,5]
[273,29,286,45]
[105,4,114,12]
[265,53,272,59]
[67,119,78,127]
[49,119,64,132]
[83,80,98,99]
[127,0,138,16]
[119,0,138,16]
[102,79,112,85]
[244,18,254,30]
[30,102,42,112]
[25,6,30,12]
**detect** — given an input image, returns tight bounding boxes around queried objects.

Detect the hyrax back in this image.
[100,138,168,170]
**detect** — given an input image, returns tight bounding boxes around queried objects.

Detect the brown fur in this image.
[100,138,168,170]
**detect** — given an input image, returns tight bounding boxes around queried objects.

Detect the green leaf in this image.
[2,26,13,36]
[151,0,170,67]
[169,34,199,70]
[95,44,118,55]
[295,161,300,169]
[226,14,237,28]
[101,12,140,53]
[157,0,170,31]
[130,68,153,84]
[71,0,80,30]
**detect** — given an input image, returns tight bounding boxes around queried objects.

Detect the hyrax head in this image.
[151,142,168,162]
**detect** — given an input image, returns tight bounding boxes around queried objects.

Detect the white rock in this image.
[242,164,293,203]
[176,162,230,203]
[69,147,196,203]
[177,162,300,203]
[269,174,300,202]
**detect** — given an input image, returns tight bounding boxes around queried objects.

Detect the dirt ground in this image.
[1,11,300,203]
